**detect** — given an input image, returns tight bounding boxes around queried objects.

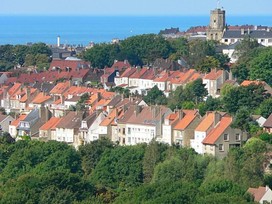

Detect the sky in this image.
[1,0,272,16]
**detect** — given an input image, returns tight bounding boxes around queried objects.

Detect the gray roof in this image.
[107,95,122,107]
[32,82,55,93]
[223,30,272,39]
[24,108,39,123]
[224,41,241,49]
[263,114,272,128]
[82,112,97,128]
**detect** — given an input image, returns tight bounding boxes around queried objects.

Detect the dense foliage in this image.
[0,43,52,71]
[82,34,229,70]
[0,136,270,203]
[232,37,272,85]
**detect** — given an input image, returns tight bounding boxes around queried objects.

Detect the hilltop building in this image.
[206,8,226,41]
[206,6,272,46]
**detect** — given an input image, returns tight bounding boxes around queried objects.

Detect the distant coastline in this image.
[0,15,271,45]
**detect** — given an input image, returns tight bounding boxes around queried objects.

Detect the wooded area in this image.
[0,136,271,203]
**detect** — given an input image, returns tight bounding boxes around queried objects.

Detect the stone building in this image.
[206,8,226,41]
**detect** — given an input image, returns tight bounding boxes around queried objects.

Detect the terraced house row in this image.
[0,78,251,158]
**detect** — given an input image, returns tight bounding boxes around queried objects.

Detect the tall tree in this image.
[144,85,167,105]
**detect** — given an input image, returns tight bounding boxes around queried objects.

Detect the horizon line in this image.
[1,14,272,17]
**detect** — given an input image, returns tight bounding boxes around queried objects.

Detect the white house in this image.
[55,111,83,148]
[124,106,172,145]
[191,112,221,154]
[248,186,272,204]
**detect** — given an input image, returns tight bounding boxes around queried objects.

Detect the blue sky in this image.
[1,0,272,16]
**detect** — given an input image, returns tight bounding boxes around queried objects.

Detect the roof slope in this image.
[263,114,272,128]
[247,186,267,202]
[195,112,215,132]
[174,110,198,130]
[40,117,62,131]
[55,111,83,129]
[202,116,232,145]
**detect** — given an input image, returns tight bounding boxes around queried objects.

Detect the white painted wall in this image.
[190,131,206,154]
[126,124,156,145]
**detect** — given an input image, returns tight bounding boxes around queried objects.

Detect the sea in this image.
[0,15,271,46]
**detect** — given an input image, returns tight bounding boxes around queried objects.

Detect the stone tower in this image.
[206,8,225,41]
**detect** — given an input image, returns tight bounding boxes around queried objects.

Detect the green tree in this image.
[91,145,145,189]
[188,39,216,68]
[120,34,173,65]
[196,56,220,73]
[259,98,272,118]
[144,85,167,105]
[79,138,114,175]
[143,141,168,183]
[183,78,208,104]
[169,37,189,60]
[231,107,252,133]
[233,36,260,59]
[249,47,272,85]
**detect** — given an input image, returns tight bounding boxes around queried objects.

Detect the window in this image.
[260,39,264,42]
[235,133,240,141]
[224,39,228,42]
[122,128,125,134]
[224,134,229,141]
[219,144,224,151]
[128,127,131,134]
[128,137,131,143]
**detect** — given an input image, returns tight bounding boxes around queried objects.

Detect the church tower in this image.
[206,8,225,41]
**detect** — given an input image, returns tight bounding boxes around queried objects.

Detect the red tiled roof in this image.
[247,187,268,202]
[202,116,232,145]
[5,77,18,85]
[20,88,37,102]
[10,114,27,127]
[31,92,52,104]
[204,69,223,80]
[174,110,198,130]
[8,83,21,96]
[40,117,62,131]
[195,112,215,132]
[141,69,157,80]
[50,81,71,95]
[241,80,264,86]
[111,60,131,70]
[126,106,170,126]
[100,108,121,126]
[120,67,137,78]
[49,59,90,71]
[129,68,148,79]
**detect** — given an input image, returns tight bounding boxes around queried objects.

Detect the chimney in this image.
[60,94,65,104]
[178,109,184,120]
[241,28,245,35]
[3,88,7,99]
[96,92,101,101]
[39,104,48,123]
[214,111,221,126]
[134,105,142,117]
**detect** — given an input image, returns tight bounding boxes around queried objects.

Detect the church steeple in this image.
[206,5,225,41]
